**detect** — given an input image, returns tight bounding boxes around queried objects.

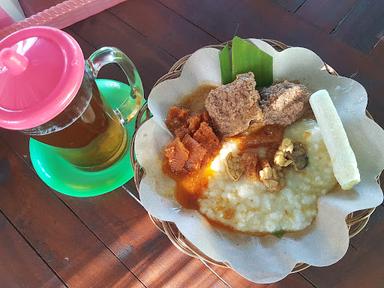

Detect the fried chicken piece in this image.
[260,81,311,126]
[182,134,207,172]
[205,72,263,137]
[193,122,220,154]
[164,137,189,173]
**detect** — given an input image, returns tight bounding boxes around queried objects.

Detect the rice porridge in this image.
[198,119,337,233]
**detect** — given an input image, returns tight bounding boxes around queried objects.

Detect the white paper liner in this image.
[135,39,384,283]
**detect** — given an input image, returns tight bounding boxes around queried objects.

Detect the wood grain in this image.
[60,186,232,288]
[158,0,365,76]
[70,11,175,93]
[273,0,307,12]
[296,0,359,33]
[0,129,249,288]
[302,206,384,288]
[353,58,384,126]
[0,211,65,288]
[157,0,384,126]
[0,129,315,287]
[0,140,145,288]
[370,39,384,65]
[332,0,384,53]
[18,0,63,16]
[110,0,219,59]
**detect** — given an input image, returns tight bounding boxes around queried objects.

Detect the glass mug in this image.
[23,47,143,171]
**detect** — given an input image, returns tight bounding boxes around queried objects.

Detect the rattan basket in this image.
[129,39,376,274]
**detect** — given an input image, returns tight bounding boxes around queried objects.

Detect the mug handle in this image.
[87,47,144,124]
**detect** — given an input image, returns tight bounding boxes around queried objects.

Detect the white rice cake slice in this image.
[309,89,360,190]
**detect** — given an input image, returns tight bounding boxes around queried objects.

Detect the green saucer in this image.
[30,79,141,197]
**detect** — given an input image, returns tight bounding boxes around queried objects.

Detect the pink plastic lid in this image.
[0,26,84,130]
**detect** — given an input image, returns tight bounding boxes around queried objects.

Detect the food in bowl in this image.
[160,39,360,236]
[199,118,336,233]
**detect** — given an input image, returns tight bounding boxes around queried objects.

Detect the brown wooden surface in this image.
[331,0,384,52]
[1,1,384,287]
[296,0,359,32]
[0,211,65,288]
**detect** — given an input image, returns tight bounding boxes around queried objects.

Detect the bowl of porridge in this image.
[133,38,384,283]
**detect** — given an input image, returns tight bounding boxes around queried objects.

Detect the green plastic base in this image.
[30,79,141,197]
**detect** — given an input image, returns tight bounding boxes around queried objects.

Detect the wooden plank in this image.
[19,0,63,16]
[0,140,145,288]
[0,129,235,287]
[158,0,365,77]
[64,28,128,85]
[296,0,358,33]
[273,0,307,12]
[370,38,384,66]
[332,0,384,53]
[4,128,261,287]
[62,184,278,288]
[302,206,384,288]
[220,268,315,288]
[64,29,94,57]
[353,58,384,127]
[70,11,175,94]
[109,0,219,59]
[157,0,384,126]
[61,188,223,288]
[0,211,65,288]
[109,0,382,130]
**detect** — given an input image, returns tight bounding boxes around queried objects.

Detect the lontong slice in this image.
[309,90,360,190]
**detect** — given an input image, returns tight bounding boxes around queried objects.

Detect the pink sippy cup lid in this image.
[0,26,85,130]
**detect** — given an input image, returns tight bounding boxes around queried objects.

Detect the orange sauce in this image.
[179,84,218,112]
[163,84,284,217]
[236,125,285,159]
[163,156,216,209]
[162,84,220,209]
[231,125,285,176]
[163,125,284,211]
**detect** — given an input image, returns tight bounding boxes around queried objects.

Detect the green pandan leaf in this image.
[272,230,285,239]
[231,36,273,87]
[219,44,232,84]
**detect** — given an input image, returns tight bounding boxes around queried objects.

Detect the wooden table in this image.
[1,1,383,287]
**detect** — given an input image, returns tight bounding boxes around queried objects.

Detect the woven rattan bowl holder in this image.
[130,39,376,274]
